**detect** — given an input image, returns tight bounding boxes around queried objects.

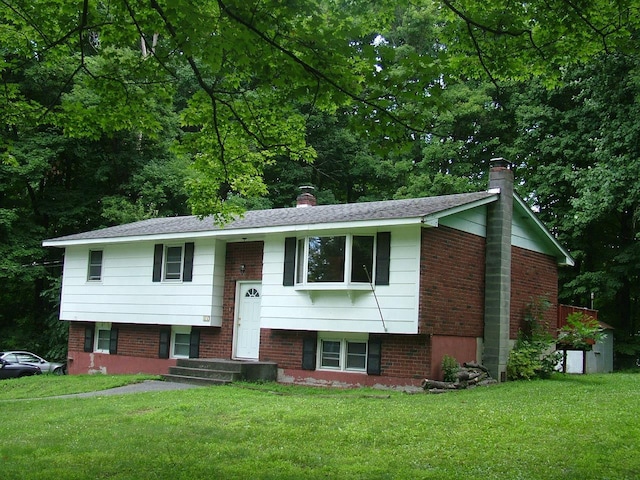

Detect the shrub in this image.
[507,296,560,380]
[507,339,561,380]
[557,312,605,350]
[441,355,460,382]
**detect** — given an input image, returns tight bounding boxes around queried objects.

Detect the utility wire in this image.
[363,264,387,333]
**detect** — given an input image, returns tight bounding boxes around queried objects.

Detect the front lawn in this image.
[0,373,159,400]
[1,373,638,479]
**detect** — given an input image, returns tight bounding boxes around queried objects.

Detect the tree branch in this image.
[441,0,545,59]
[561,0,613,54]
[465,21,502,96]
[216,0,433,135]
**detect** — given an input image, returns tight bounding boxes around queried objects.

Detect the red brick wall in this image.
[69,322,167,358]
[259,329,311,365]
[430,335,477,380]
[260,330,430,381]
[116,324,163,357]
[68,322,86,352]
[376,333,430,378]
[510,246,558,339]
[66,322,176,375]
[419,226,486,337]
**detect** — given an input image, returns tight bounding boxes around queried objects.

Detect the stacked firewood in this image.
[421,362,497,393]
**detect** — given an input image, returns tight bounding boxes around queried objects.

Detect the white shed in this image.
[561,321,614,374]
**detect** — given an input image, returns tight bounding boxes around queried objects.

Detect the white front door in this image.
[234,282,262,359]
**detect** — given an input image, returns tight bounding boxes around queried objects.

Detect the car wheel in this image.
[53,367,65,375]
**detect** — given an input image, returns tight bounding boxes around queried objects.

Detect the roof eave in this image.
[42,216,425,247]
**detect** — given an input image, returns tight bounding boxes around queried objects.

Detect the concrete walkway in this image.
[53,380,203,398]
[0,380,204,402]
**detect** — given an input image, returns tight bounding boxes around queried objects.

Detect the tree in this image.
[0,9,191,354]
[3,1,637,220]
[502,54,640,339]
[2,0,639,357]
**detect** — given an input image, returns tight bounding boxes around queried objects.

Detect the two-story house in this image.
[43,159,573,387]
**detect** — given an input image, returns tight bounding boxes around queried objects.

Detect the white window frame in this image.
[171,326,191,359]
[87,249,103,281]
[317,334,369,373]
[164,245,184,281]
[94,322,112,354]
[295,234,376,287]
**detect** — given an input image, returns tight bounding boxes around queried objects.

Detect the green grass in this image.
[1,373,639,479]
[0,373,159,400]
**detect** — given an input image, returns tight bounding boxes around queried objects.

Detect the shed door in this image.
[234,283,262,360]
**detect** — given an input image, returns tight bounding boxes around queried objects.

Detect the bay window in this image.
[295,234,374,285]
[283,232,390,288]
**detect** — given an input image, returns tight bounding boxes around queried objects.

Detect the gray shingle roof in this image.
[44,191,495,243]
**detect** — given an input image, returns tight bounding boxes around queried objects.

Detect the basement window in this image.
[319,336,368,372]
[171,326,191,359]
[94,323,112,354]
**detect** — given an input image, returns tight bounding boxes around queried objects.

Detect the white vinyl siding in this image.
[260,225,421,334]
[59,239,224,327]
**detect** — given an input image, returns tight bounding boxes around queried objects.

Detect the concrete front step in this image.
[169,366,236,382]
[177,358,244,373]
[162,373,231,386]
[163,358,278,386]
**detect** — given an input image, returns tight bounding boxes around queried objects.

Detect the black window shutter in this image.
[83,326,95,352]
[375,232,391,286]
[159,328,171,359]
[367,338,382,375]
[283,237,296,286]
[183,242,195,282]
[302,337,317,370]
[153,244,164,282]
[189,329,201,358]
[109,328,119,355]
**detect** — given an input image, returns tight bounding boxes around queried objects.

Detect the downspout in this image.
[483,158,514,382]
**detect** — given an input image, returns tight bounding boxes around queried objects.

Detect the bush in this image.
[507,339,561,380]
[441,355,460,382]
[507,296,560,380]
[558,312,605,350]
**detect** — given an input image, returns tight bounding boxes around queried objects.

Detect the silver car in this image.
[0,351,66,375]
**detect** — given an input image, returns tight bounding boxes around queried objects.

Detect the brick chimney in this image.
[296,185,316,208]
[483,158,514,382]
